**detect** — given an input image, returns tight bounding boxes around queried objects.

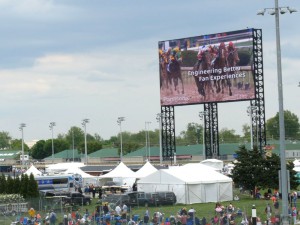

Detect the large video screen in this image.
[159,28,256,106]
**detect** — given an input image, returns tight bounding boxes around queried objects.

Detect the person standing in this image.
[265,203,272,221]
[49,210,57,225]
[292,207,297,224]
[122,203,128,219]
[103,203,109,215]
[274,199,279,215]
[115,204,122,216]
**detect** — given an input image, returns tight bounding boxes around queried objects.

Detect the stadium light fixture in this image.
[256,9,265,16]
[257,1,297,223]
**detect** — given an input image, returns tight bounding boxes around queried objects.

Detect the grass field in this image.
[0,189,289,225]
[86,189,288,225]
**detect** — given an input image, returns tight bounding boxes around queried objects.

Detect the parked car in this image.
[156,191,176,205]
[126,191,160,207]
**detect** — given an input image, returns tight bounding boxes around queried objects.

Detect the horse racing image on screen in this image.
[159,28,256,106]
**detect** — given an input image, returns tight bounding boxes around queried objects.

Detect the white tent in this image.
[200,159,224,171]
[24,165,42,176]
[63,167,99,186]
[137,163,233,204]
[99,162,136,187]
[135,161,158,178]
[100,162,137,178]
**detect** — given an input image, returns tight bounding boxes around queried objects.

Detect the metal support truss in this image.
[161,106,176,163]
[252,29,266,152]
[204,103,219,159]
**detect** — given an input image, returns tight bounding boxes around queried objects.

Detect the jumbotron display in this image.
[159,28,256,106]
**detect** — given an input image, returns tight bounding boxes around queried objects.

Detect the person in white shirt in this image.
[115,205,122,216]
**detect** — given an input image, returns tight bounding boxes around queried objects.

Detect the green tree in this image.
[31,140,46,159]
[266,110,300,140]
[27,173,39,198]
[44,139,69,156]
[5,175,14,194]
[13,176,21,194]
[231,146,264,197]
[219,128,240,143]
[20,174,29,198]
[0,174,6,193]
[64,126,85,149]
[241,124,251,142]
[231,145,298,198]
[10,139,30,152]
[79,140,103,154]
[0,131,12,149]
[178,123,202,145]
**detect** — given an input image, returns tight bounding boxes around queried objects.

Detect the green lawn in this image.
[87,189,287,224]
[0,190,288,225]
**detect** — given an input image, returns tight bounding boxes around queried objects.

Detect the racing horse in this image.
[227,46,241,88]
[193,49,214,98]
[160,49,184,94]
[159,51,172,91]
[212,43,232,96]
[168,56,185,94]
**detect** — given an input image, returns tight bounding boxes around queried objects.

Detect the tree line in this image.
[0,110,299,159]
[0,173,39,198]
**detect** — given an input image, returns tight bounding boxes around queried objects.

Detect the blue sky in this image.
[0,0,299,142]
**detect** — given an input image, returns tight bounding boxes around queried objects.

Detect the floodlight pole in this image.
[82,119,89,165]
[257,1,297,223]
[19,123,26,169]
[117,117,125,161]
[49,122,56,164]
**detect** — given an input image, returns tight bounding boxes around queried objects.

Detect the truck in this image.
[63,192,91,206]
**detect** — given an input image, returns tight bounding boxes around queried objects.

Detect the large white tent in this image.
[137,163,233,204]
[200,159,224,171]
[135,161,157,179]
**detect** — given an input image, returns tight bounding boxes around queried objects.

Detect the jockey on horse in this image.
[167,47,182,72]
[195,45,208,71]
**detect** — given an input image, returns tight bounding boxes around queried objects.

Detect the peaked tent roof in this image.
[99,162,137,178]
[139,163,231,184]
[200,159,224,170]
[135,161,157,178]
[24,165,42,176]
